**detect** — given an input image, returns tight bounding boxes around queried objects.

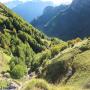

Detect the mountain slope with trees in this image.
[0,2,67,81]
[32,0,90,41]
[0,1,90,90]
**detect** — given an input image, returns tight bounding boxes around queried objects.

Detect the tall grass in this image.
[23,79,83,90]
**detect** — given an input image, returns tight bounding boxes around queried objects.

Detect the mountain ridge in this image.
[5,0,23,9]
[32,0,90,40]
[12,1,53,22]
[31,5,69,32]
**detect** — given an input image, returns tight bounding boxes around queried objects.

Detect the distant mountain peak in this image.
[32,0,90,40]
[5,0,23,9]
[12,1,53,22]
[71,0,90,11]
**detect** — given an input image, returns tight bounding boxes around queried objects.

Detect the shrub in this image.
[23,79,50,90]
[79,45,90,51]
[68,38,82,47]
[44,60,67,83]
[51,46,59,57]
[11,64,27,79]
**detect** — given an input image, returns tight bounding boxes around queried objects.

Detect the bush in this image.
[11,64,27,79]
[51,46,59,57]
[51,43,67,57]
[79,45,90,51]
[23,79,50,90]
[68,38,82,47]
[43,60,67,83]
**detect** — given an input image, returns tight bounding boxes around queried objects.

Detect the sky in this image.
[0,0,72,5]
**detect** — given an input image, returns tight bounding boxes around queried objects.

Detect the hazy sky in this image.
[0,0,72,5]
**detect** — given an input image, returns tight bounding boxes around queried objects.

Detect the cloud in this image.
[0,0,31,3]
[0,0,72,5]
[43,0,72,5]
[19,0,32,2]
[0,0,12,3]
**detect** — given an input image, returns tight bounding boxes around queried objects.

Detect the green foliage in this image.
[0,30,11,49]
[79,45,90,51]
[40,48,81,83]
[0,3,69,81]
[0,3,53,77]
[51,38,64,45]
[0,50,11,73]
[31,42,68,71]
[3,18,13,30]
[23,79,82,90]
[43,60,67,83]
[0,79,8,89]
[23,79,50,90]
[31,50,51,71]
[11,64,27,79]
[9,57,19,70]
[51,42,68,57]
[68,38,82,47]
[79,39,90,51]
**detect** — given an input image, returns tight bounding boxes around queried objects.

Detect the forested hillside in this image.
[0,2,67,86]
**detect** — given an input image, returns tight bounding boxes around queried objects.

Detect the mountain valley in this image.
[0,0,90,90]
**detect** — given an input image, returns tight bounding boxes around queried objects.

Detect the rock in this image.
[3,73,10,78]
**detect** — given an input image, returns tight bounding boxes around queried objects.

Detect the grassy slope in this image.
[67,50,90,86]
[38,39,90,89]
[22,39,90,90]
[23,79,83,90]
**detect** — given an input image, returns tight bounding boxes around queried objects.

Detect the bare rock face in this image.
[71,0,90,11]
